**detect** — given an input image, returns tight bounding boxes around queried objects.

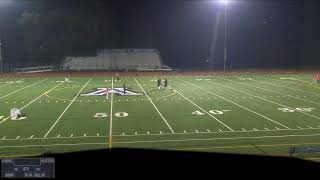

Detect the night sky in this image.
[0,0,320,69]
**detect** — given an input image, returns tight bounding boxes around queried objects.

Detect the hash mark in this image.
[2,136,6,140]
[16,136,20,139]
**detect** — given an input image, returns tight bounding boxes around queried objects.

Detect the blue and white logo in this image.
[81,88,143,96]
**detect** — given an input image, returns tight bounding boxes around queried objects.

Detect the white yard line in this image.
[3,133,320,149]
[219,77,320,121]
[0,83,9,88]
[183,80,290,129]
[0,142,108,149]
[0,82,64,124]
[0,126,319,141]
[248,79,320,105]
[0,79,47,100]
[22,81,65,110]
[43,78,92,138]
[113,133,320,144]
[257,76,319,96]
[134,78,174,133]
[173,88,234,131]
[109,77,114,148]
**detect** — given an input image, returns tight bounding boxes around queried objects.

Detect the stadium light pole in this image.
[0,39,2,73]
[217,0,229,72]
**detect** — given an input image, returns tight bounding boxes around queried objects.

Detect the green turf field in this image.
[1,73,320,160]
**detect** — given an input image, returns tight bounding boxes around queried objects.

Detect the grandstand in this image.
[62,49,172,71]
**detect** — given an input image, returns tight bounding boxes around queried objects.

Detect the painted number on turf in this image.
[192,111,205,116]
[278,108,315,113]
[94,112,129,118]
[94,113,108,118]
[115,112,128,118]
[192,110,230,116]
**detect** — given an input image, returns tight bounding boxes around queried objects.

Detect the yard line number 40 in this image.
[278,108,315,112]
[192,110,231,116]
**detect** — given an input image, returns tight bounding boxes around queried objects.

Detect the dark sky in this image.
[0,0,320,69]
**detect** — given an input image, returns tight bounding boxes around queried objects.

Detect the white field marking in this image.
[1,126,320,141]
[97,133,100,136]
[297,126,302,129]
[172,88,234,131]
[134,78,174,133]
[183,80,290,129]
[258,76,319,96]
[43,78,92,138]
[242,128,246,131]
[184,130,187,133]
[70,134,73,137]
[109,77,114,147]
[147,131,150,135]
[253,128,258,131]
[307,126,313,129]
[0,83,9,88]
[249,79,320,106]
[207,129,211,132]
[135,132,138,135]
[160,131,162,134]
[57,134,61,138]
[0,142,108,149]
[122,133,125,136]
[30,135,34,139]
[20,81,64,111]
[195,130,199,133]
[16,136,20,139]
[113,133,320,144]
[265,128,269,130]
[84,133,87,137]
[219,129,222,132]
[0,79,47,100]
[218,77,320,121]
[2,136,6,140]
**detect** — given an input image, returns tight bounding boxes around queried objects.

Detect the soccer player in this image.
[157,79,161,89]
[123,82,127,94]
[316,73,320,84]
[164,79,168,88]
[105,87,109,100]
[116,72,119,81]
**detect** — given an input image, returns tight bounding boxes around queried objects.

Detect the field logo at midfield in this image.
[81,88,143,96]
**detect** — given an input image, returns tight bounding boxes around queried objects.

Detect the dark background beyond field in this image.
[0,0,319,69]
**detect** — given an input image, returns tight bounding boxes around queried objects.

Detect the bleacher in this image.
[63,49,171,71]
